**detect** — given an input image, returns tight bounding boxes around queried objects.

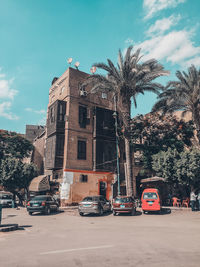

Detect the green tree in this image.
[152,148,200,188]
[0,130,33,161]
[176,149,200,187]
[152,148,180,184]
[85,46,169,196]
[130,113,194,171]
[152,65,200,143]
[0,130,36,203]
[0,158,37,204]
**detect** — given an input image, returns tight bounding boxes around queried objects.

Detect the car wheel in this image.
[29,212,33,216]
[143,211,147,214]
[79,212,84,216]
[131,208,136,216]
[45,207,51,215]
[113,210,116,216]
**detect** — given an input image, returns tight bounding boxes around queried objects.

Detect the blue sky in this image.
[0,0,200,133]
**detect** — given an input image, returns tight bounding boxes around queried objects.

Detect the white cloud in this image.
[185,56,200,67]
[134,29,200,67]
[146,15,181,36]
[0,102,19,120]
[25,108,46,114]
[143,0,186,20]
[0,69,19,120]
[0,77,18,99]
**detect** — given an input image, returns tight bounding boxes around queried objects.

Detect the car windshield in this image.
[143,193,158,199]
[0,195,12,199]
[82,196,100,202]
[115,197,133,203]
[31,196,48,201]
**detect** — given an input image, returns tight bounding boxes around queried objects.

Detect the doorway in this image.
[99,181,107,198]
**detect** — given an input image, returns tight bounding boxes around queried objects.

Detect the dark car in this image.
[112,196,136,216]
[78,195,111,216]
[27,195,59,215]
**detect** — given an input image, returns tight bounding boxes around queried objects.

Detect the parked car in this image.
[78,195,111,216]
[141,188,162,214]
[112,196,136,216]
[0,192,13,208]
[26,195,59,215]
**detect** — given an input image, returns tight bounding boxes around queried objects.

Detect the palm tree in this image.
[85,46,169,196]
[152,65,200,143]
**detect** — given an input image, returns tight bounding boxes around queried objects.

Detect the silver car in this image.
[0,193,13,207]
[78,195,111,216]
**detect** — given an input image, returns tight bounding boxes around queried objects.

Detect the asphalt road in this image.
[0,207,200,267]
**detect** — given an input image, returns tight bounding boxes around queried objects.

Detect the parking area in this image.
[0,207,200,267]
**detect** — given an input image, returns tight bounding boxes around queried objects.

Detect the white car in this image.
[0,193,13,207]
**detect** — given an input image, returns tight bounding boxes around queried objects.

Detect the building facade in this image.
[45,67,122,204]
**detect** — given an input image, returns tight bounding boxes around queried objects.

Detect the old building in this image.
[25,125,45,143]
[45,67,122,204]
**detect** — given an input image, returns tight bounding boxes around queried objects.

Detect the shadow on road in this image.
[28,210,65,217]
[81,211,112,217]
[143,208,171,215]
[18,225,32,231]
[114,210,142,217]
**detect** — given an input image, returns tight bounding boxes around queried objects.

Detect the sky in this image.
[0,0,200,133]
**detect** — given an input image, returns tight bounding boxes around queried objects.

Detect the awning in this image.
[29,175,50,192]
[140,176,165,184]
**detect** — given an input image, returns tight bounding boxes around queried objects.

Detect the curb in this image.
[0,224,19,232]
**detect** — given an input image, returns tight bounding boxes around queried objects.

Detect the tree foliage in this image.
[130,112,194,170]
[0,158,37,198]
[152,65,200,143]
[0,130,33,161]
[152,148,200,187]
[0,130,37,200]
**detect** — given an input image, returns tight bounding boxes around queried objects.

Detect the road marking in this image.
[40,245,114,255]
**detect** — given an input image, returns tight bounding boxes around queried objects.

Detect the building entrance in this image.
[99,181,107,198]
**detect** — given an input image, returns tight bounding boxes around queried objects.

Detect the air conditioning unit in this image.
[80,90,87,97]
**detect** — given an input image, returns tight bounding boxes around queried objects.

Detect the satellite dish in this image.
[90,66,96,74]
[74,61,80,69]
[67,58,73,64]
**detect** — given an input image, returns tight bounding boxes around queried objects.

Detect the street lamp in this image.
[113,96,120,196]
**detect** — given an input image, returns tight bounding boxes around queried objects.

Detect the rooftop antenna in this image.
[74,61,80,70]
[90,66,96,74]
[67,57,73,66]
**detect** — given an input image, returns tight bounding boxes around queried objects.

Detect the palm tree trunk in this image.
[119,100,135,197]
[124,137,133,196]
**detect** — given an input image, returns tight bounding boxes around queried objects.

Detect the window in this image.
[59,103,65,121]
[77,140,86,160]
[60,86,65,95]
[79,106,87,128]
[102,92,107,99]
[80,174,88,183]
[50,107,54,123]
[143,193,158,199]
